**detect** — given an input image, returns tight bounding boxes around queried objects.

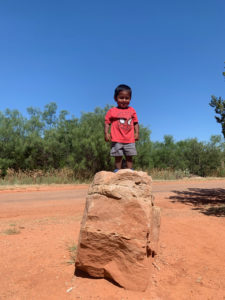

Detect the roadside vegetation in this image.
[66,241,77,265]
[0,103,225,184]
[3,225,20,235]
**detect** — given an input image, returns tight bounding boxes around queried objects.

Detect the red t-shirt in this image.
[105,106,138,143]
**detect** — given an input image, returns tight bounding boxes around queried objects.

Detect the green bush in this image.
[1,103,225,181]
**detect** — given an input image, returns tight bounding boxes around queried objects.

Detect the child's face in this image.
[115,90,131,109]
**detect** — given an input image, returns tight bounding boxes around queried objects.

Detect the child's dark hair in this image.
[114,84,132,99]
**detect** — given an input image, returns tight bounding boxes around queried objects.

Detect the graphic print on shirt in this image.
[116,110,133,134]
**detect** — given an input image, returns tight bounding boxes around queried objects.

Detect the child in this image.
[105,84,139,172]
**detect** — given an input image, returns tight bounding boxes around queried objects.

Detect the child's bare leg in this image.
[115,156,123,169]
[126,156,133,169]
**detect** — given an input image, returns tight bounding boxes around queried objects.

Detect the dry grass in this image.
[0,168,87,185]
[66,241,77,265]
[3,226,20,235]
[0,167,195,185]
[149,168,191,180]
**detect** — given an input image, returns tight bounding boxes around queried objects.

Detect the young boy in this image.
[105,84,139,172]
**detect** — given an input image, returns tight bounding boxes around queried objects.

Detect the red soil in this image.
[0,179,225,300]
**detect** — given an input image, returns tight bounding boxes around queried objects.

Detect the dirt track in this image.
[0,179,225,300]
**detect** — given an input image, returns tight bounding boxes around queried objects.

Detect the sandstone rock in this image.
[75,169,160,291]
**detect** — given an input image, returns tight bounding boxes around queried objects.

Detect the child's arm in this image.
[105,109,111,142]
[104,123,111,142]
[134,123,139,141]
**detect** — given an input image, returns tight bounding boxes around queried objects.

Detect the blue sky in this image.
[0,0,225,142]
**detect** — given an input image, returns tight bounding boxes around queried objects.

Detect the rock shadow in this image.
[74,268,122,288]
[169,188,225,217]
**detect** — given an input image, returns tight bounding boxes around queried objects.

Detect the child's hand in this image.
[105,133,111,142]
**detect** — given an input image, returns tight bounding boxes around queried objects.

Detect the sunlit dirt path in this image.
[0,180,225,300]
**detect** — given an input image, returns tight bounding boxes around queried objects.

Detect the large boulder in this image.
[75,170,160,291]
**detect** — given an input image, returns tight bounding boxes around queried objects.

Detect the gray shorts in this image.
[110,142,137,157]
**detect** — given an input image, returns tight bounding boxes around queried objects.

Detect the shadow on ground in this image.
[74,268,122,288]
[169,188,225,217]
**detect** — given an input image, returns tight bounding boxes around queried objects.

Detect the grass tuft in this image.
[3,227,20,235]
[66,242,77,265]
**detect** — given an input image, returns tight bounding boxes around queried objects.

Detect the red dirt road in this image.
[0,180,225,300]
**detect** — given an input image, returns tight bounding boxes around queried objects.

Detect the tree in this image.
[209,63,225,137]
[0,109,27,173]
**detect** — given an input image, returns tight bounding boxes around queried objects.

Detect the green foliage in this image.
[209,63,225,137]
[69,106,113,178]
[0,103,225,180]
[150,135,225,177]
[134,125,153,170]
[210,95,225,137]
[0,104,114,179]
